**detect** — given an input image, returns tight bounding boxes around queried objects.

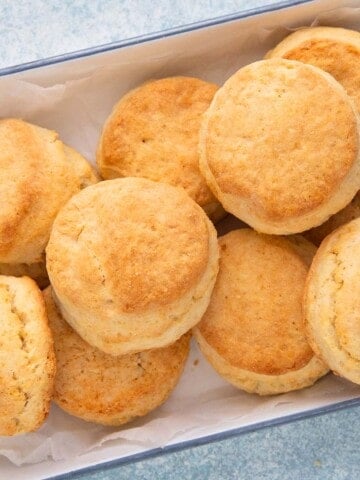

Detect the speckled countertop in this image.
[1,1,360,479]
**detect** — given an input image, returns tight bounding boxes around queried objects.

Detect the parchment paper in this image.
[0,0,359,474]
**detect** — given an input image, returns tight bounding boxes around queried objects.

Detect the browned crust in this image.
[0,119,98,264]
[196,229,316,376]
[267,27,360,111]
[44,288,190,426]
[46,177,211,314]
[0,276,55,435]
[97,76,218,208]
[200,59,359,229]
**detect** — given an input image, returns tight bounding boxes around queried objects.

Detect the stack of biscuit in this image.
[196,26,360,394]
[1,25,360,438]
[0,95,220,433]
[42,176,218,426]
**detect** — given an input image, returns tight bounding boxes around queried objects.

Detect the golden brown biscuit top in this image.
[0,119,52,259]
[97,76,218,207]
[44,287,190,416]
[267,27,360,111]
[46,177,211,314]
[0,118,98,263]
[202,59,359,221]
[197,229,315,375]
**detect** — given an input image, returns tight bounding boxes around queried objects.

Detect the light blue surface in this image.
[69,407,360,480]
[0,0,276,69]
[1,1,360,479]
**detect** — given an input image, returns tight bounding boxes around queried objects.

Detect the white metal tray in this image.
[0,1,359,478]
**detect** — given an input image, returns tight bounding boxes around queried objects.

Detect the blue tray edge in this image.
[0,0,311,77]
[50,396,360,480]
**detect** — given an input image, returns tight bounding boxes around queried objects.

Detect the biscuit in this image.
[44,287,190,426]
[46,177,219,356]
[193,229,328,395]
[0,119,98,270]
[0,276,55,435]
[0,260,49,289]
[304,217,360,385]
[304,191,360,246]
[199,59,360,234]
[97,76,224,221]
[266,27,360,111]
[216,214,248,237]
[63,144,100,189]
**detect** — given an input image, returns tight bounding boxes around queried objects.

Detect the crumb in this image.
[193,359,199,366]
[314,460,322,467]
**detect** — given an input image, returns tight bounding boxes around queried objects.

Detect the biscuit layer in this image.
[97,76,220,218]
[0,276,55,435]
[44,288,190,426]
[194,229,328,395]
[0,119,98,264]
[199,59,360,234]
[304,217,360,384]
[46,178,219,355]
[266,27,360,111]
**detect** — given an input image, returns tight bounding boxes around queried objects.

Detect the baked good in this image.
[266,26,360,111]
[199,59,360,234]
[0,260,49,289]
[304,191,360,246]
[216,214,248,237]
[0,118,98,282]
[304,217,360,385]
[44,287,190,426]
[0,276,55,435]
[46,177,219,356]
[97,76,224,221]
[193,229,328,395]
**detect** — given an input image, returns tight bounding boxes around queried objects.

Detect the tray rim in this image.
[0,0,310,77]
[1,0,360,478]
[50,397,360,480]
